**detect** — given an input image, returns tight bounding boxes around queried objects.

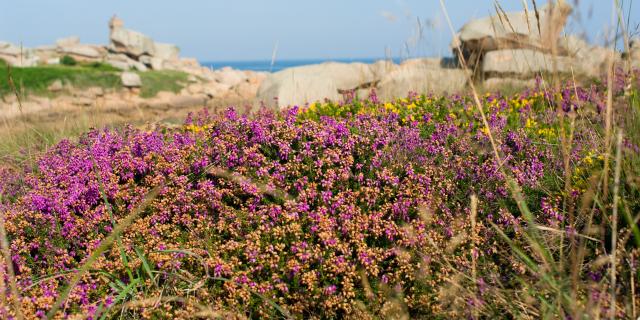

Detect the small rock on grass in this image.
[47,80,64,92]
[121,72,142,87]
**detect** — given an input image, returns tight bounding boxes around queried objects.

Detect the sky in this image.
[1,0,638,61]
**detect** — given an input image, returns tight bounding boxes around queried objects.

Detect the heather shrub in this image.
[0,72,639,318]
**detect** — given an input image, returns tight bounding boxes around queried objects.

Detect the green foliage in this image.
[0,64,120,96]
[138,70,189,98]
[0,63,187,98]
[60,55,77,66]
[82,61,121,72]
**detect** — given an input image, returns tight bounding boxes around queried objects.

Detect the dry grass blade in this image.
[494,1,517,38]
[531,0,542,37]
[535,225,601,242]
[603,58,615,200]
[522,0,532,34]
[470,194,479,319]
[631,255,637,319]
[194,307,246,320]
[207,166,294,201]
[438,0,502,166]
[122,296,185,309]
[613,0,631,70]
[609,131,623,320]
[6,64,23,115]
[603,0,619,200]
[46,183,164,319]
[440,0,552,252]
[270,41,279,73]
[0,209,24,320]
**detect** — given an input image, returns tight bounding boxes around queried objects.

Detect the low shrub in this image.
[0,71,639,318]
[60,55,77,66]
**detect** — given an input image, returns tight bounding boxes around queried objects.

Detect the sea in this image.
[200,57,403,73]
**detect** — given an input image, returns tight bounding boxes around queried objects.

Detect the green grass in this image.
[0,59,188,98]
[138,70,189,98]
[0,59,120,96]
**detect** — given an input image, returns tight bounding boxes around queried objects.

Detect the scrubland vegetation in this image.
[1,67,639,318]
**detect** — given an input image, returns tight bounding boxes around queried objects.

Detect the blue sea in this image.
[201,58,403,73]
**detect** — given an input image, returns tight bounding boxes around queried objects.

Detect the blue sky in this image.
[1,1,637,61]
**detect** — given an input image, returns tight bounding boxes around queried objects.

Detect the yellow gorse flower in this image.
[537,127,556,138]
[525,118,538,128]
[185,124,205,133]
[583,150,598,166]
[384,102,399,114]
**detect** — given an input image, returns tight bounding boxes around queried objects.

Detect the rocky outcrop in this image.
[257,58,465,108]
[2,8,629,110]
[450,2,622,85]
[452,2,572,71]
[212,67,248,87]
[183,70,268,101]
[0,16,191,73]
[57,44,104,61]
[377,59,466,100]
[121,72,142,88]
[33,45,59,63]
[257,62,382,107]
[109,28,156,58]
[0,42,39,67]
[106,53,148,71]
[107,15,167,69]
[105,16,198,73]
[482,49,573,76]
[153,43,180,61]
[55,36,80,48]
[482,78,536,91]
[47,80,64,92]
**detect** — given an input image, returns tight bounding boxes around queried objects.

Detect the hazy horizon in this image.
[2,0,638,62]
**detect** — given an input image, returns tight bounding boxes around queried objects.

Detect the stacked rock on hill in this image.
[0,15,209,75]
[105,15,183,72]
[0,16,269,102]
[450,2,621,83]
[450,2,572,73]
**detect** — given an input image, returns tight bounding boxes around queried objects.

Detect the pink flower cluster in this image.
[0,80,612,318]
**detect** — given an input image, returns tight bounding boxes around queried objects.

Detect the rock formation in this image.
[121,72,142,88]
[105,15,185,71]
[377,59,466,101]
[256,58,466,107]
[451,2,572,74]
[0,42,39,67]
[450,2,624,83]
[1,16,268,103]
[2,8,638,112]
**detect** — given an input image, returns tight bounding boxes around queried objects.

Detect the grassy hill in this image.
[0,59,189,98]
